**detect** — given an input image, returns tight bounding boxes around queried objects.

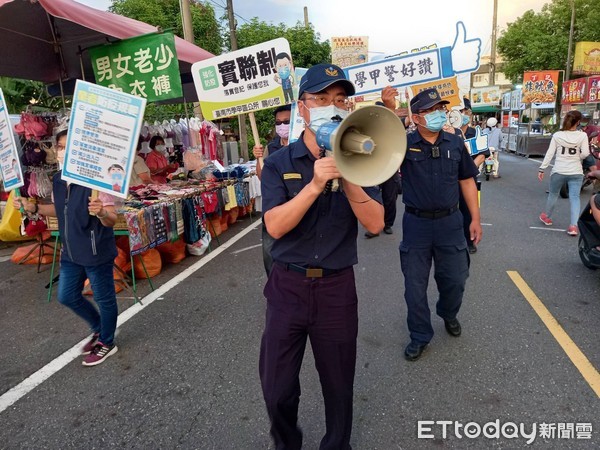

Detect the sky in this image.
[77,0,548,57]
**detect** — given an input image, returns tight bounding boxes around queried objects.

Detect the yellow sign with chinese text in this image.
[409,77,461,108]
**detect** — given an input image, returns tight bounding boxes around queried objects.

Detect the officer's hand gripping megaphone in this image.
[314,105,407,187]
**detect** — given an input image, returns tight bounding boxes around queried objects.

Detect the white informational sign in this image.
[192,38,295,120]
[344,22,481,96]
[288,101,305,144]
[0,89,24,191]
[62,80,146,199]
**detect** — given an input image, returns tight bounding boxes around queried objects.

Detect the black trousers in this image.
[259,263,357,450]
[380,173,400,227]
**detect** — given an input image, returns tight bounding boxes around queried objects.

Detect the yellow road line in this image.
[507,270,600,398]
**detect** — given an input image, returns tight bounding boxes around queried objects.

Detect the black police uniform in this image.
[400,129,479,345]
[459,126,490,249]
[259,133,381,448]
[261,134,285,276]
[267,135,285,155]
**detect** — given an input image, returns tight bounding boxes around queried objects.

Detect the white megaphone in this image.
[314,105,407,187]
[447,110,462,129]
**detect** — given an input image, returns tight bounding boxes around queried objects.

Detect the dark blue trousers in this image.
[259,263,357,450]
[399,211,470,345]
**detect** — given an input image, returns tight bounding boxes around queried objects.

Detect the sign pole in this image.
[248,112,263,168]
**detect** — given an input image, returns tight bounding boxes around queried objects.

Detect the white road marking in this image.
[231,243,262,255]
[0,256,12,263]
[481,223,493,226]
[0,219,262,414]
[530,226,567,232]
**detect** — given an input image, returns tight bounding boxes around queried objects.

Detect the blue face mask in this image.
[423,110,447,132]
[461,114,470,126]
[111,173,123,182]
[278,66,290,79]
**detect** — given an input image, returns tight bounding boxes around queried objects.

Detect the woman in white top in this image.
[538,110,590,236]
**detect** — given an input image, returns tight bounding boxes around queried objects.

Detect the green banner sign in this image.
[89,33,182,103]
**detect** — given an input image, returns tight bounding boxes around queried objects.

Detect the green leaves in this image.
[497,0,600,83]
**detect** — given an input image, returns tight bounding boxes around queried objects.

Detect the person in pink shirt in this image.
[145,136,178,184]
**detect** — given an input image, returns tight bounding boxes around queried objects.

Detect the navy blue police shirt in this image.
[267,135,284,155]
[402,130,479,212]
[261,133,382,270]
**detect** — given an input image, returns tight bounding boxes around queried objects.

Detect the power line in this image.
[203,0,250,24]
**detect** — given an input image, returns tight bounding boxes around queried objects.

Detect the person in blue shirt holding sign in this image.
[382,86,481,362]
[260,63,383,449]
[13,127,120,367]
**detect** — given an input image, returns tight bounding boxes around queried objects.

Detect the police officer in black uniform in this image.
[458,97,489,253]
[382,86,482,361]
[260,64,384,448]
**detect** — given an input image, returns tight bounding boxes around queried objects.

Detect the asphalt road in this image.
[0,151,598,449]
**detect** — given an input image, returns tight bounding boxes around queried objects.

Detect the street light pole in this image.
[489,0,498,87]
[565,0,575,81]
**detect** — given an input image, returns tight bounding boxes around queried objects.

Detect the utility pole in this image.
[226,0,248,160]
[179,0,193,42]
[565,0,575,81]
[304,6,309,28]
[489,0,498,86]
[179,0,203,119]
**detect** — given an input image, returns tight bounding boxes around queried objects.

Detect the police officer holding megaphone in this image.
[259,63,391,448]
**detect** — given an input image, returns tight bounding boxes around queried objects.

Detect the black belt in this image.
[405,204,459,219]
[283,263,347,278]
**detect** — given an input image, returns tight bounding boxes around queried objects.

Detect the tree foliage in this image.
[231,18,331,150]
[0,77,69,113]
[110,0,223,55]
[234,18,330,68]
[497,0,600,83]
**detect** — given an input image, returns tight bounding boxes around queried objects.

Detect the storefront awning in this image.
[472,105,500,113]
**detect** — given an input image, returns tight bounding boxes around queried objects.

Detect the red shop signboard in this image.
[561,79,586,104]
[586,76,600,103]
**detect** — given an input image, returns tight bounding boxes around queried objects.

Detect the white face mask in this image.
[307,105,349,133]
[56,149,66,167]
[155,144,166,153]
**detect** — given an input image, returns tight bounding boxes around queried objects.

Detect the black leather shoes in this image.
[383,226,393,234]
[444,318,462,337]
[404,341,428,361]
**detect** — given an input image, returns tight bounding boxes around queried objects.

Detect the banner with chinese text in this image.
[470,86,502,107]
[586,76,600,103]
[561,78,586,104]
[331,36,368,68]
[62,81,146,198]
[343,22,481,96]
[89,33,182,102]
[192,38,294,120]
[0,89,23,191]
[573,42,600,76]
[409,77,461,108]
[521,71,559,109]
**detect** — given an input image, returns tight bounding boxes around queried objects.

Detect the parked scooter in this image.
[577,204,600,270]
[482,152,495,181]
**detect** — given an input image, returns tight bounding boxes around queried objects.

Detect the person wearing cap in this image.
[381,86,482,361]
[483,117,502,178]
[259,63,384,448]
[458,97,489,254]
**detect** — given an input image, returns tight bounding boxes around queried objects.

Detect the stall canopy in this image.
[0,0,214,101]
